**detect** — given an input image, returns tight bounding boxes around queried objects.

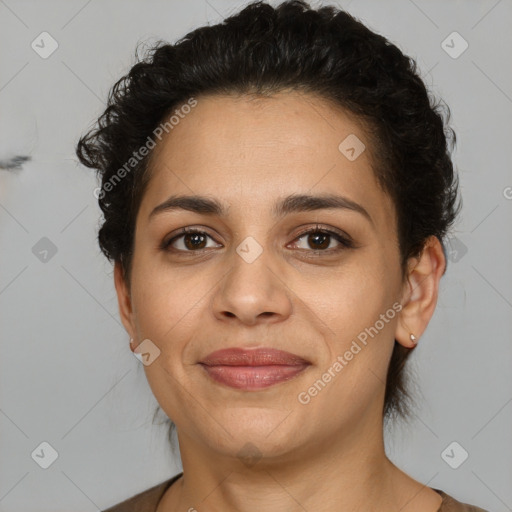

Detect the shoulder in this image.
[434,489,491,512]
[101,473,182,512]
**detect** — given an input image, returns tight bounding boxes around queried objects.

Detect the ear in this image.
[114,260,136,344]
[395,235,446,348]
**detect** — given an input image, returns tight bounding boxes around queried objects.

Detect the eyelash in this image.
[161,224,355,256]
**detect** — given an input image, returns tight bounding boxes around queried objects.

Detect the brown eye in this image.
[291,227,354,253]
[163,228,221,252]
[182,232,208,250]
[306,232,331,250]
[162,225,354,255]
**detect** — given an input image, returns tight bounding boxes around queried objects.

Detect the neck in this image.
[157,412,437,512]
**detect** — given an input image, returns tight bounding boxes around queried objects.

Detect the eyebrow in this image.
[148,193,374,226]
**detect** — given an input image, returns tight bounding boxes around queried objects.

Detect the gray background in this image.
[1,0,511,510]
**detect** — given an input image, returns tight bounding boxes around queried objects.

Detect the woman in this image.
[76,1,489,510]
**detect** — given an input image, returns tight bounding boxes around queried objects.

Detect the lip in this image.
[199,348,310,390]
[200,347,309,366]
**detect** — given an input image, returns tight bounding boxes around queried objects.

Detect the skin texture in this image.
[114,91,446,512]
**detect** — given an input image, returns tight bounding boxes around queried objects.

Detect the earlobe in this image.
[395,236,446,349]
[113,261,135,340]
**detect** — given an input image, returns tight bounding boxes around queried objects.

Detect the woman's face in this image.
[117,91,411,460]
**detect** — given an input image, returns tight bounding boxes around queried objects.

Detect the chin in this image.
[206,408,303,454]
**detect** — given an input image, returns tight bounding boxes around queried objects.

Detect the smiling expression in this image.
[118,90,408,457]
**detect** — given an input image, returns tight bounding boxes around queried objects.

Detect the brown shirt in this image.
[102,473,490,512]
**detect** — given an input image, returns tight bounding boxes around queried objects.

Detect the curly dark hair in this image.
[76,0,461,437]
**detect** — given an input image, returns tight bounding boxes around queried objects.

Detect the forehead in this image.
[140,92,396,230]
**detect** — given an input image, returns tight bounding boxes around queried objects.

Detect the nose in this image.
[210,243,293,326]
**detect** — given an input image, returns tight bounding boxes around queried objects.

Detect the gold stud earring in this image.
[410,333,417,345]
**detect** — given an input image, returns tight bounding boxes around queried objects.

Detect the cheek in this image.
[298,255,396,334]
[130,270,207,422]
[129,244,209,334]
[296,274,398,422]
[298,255,399,395]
